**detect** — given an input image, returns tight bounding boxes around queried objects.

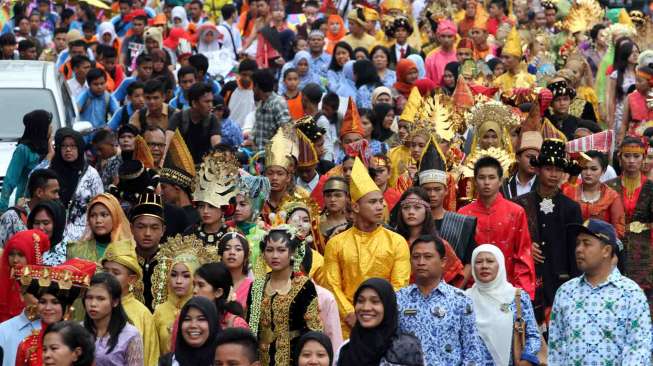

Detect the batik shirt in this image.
[310,52,332,79]
[548,268,652,365]
[396,282,486,365]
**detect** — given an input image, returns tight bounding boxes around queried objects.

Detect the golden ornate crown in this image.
[415,94,457,142]
[462,147,516,178]
[265,124,299,171]
[151,234,220,308]
[467,100,521,131]
[193,150,240,208]
[563,0,604,34]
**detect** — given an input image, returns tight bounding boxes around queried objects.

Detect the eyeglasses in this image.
[147,142,166,149]
[61,144,78,150]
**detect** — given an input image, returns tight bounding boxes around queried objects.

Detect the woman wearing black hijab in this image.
[441,61,460,96]
[48,127,103,242]
[372,103,396,147]
[28,200,68,265]
[295,331,334,366]
[159,296,221,366]
[336,278,423,366]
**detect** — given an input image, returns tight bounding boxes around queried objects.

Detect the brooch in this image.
[539,198,555,214]
[500,303,511,313]
[432,306,446,318]
[629,221,649,234]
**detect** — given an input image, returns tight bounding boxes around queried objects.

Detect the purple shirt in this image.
[94,323,144,366]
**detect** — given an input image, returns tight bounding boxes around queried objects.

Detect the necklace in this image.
[580,187,601,203]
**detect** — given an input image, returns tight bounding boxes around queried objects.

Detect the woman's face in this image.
[222,238,246,271]
[88,203,113,237]
[443,70,455,88]
[621,150,644,175]
[173,17,183,27]
[233,194,253,223]
[355,287,384,328]
[263,237,292,272]
[404,68,419,84]
[193,275,219,299]
[383,109,395,129]
[493,62,505,77]
[84,284,115,322]
[360,115,373,139]
[597,28,609,48]
[298,340,330,366]
[170,262,193,297]
[295,39,308,52]
[581,157,604,186]
[335,47,350,66]
[202,30,216,44]
[197,202,223,227]
[297,59,309,76]
[473,251,499,283]
[32,209,54,239]
[154,59,165,72]
[60,136,79,163]
[628,46,640,65]
[288,209,311,238]
[410,135,428,161]
[401,193,427,227]
[7,248,27,268]
[372,50,388,70]
[375,93,392,105]
[43,331,81,366]
[324,190,347,214]
[328,19,341,35]
[480,129,499,149]
[181,307,210,348]
[38,293,64,325]
[643,151,653,173]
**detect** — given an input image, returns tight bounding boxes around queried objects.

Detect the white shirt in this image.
[67,77,88,100]
[217,20,242,61]
[515,174,536,197]
[395,43,408,61]
[600,165,617,183]
[296,173,320,192]
[228,87,255,128]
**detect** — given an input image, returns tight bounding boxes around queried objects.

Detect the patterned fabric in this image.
[355,84,376,110]
[479,289,541,365]
[252,92,291,151]
[396,282,486,365]
[41,241,67,266]
[548,269,652,365]
[0,206,27,248]
[220,117,244,147]
[98,155,122,190]
[310,53,332,79]
[94,323,144,366]
[380,69,397,88]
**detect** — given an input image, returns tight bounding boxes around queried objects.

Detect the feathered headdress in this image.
[462,147,515,178]
[562,0,604,34]
[193,150,240,208]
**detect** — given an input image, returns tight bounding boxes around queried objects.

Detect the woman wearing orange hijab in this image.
[0,230,50,322]
[326,14,346,54]
[392,59,419,110]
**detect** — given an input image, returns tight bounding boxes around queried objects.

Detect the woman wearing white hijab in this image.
[197,22,220,55]
[171,6,189,30]
[467,244,541,366]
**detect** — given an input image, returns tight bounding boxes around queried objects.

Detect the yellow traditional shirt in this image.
[153,300,183,355]
[323,225,410,336]
[122,293,160,366]
[493,70,536,94]
[388,144,412,188]
[342,33,377,52]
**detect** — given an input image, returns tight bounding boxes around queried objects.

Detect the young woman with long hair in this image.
[218,232,253,310]
[607,39,639,132]
[193,262,249,329]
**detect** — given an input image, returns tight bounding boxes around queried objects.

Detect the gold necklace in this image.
[622,174,642,198]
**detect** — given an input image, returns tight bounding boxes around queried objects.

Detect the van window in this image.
[60,79,76,124]
[0,89,61,140]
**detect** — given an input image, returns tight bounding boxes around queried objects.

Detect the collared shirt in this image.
[77,90,120,128]
[0,311,41,366]
[515,174,536,197]
[548,268,652,365]
[395,43,409,62]
[310,52,332,79]
[0,202,28,247]
[396,282,486,365]
[296,173,320,192]
[66,77,88,99]
[129,103,172,130]
[107,103,136,131]
[253,92,291,151]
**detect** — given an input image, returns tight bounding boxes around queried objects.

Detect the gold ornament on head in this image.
[503,27,523,58]
[265,124,299,172]
[563,0,604,34]
[415,94,457,142]
[462,147,515,178]
[193,150,240,208]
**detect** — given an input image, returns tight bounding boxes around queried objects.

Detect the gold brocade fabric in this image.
[323,226,411,338]
[388,145,412,188]
[258,276,322,366]
[153,300,184,355]
[492,70,536,93]
[122,293,160,366]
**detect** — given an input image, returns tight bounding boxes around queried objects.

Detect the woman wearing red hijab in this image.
[392,59,419,112]
[0,230,50,322]
[326,14,346,54]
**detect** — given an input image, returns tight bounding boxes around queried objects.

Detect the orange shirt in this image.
[285,92,304,120]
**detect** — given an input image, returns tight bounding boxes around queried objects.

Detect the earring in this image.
[128,283,134,293]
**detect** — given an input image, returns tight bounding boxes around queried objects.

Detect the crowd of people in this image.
[0,0,653,365]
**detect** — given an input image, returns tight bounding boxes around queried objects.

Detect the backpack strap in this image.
[138,108,148,131]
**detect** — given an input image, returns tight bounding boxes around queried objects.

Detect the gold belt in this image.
[629,221,650,234]
[259,328,301,344]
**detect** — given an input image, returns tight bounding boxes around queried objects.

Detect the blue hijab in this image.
[279,50,322,94]
[336,60,357,98]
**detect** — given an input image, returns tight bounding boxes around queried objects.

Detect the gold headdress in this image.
[193,150,240,208]
[562,0,604,34]
[133,135,155,169]
[461,147,515,178]
[350,157,380,202]
[150,234,220,308]
[503,27,523,58]
[414,94,456,142]
[265,124,299,172]
[279,195,325,253]
[102,239,145,302]
[399,86,422,123]
[468,100,520,156]
[160,129,196,191]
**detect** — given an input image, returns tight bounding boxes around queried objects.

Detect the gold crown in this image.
[151,234,220,308]
[562,0,604,34]
[467,100,521,130]
[413,94,456,142]
[265,125,299,171]
[462,147,515,178]
[193,150,240,208]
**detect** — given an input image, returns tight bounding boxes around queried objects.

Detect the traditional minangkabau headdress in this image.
[461,146,515,178]
[160,129,196,192]
[562,0,604,34]
[340,97,365,138]
[418,136,448,186]
[150,234,220,308]
[265,124,300,172]
[193,150,240,208]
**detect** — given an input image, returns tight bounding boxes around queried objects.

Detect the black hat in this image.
[531,138,569,170]
[129,192,164,222]
[575,119,602,134]
[118,123,140,137]
[385,16,414,38]
[110,160,160,203]
[547,80,576,99]
[541,0,558,10]
[417,137,448,186]
[295,115,326,142]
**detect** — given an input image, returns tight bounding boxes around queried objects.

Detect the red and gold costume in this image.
[562,183,626,238]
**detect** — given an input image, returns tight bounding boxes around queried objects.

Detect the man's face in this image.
[255,0,269,17]
[20,47,37,60]
[180,73,196,91]
[144,130,165,165]
[465,0,477,17]
[501,54,519,71]
[145,91,164,111]
[353,190,384,224]
[313,136,325,158]
[160,183,179,204]
[132,19,146,35]
[192,92,214,117]
[189,3,202,19]
[129,88,145,110]
[54,33,67,51]
[119,132,136,151]
[214,344,258,366]
[2,43,16,56]
[342,133,362,145]
[411,241,444,283]
[35,179,61,201]
[421,182,446,210]
[119,2,131,16]
[371,165,390,188]
[395,28,409,44]
[29,15,40,31]
[95,138,116,159]
[240,71,253,88]
[137,61,153,80]
[75,61,91,81]
[488,3,502,17]
[69,45,86,58]
[575,233,610,273]
[100,56,117,72]
[308,35,325,54]
[545,9,556,25]
[146,37,159,51]
[265,165,290,193]
[284,71,299,92]
[474,166,501,199]
[438,34,455,49]
[537,165,563,190]
[89,77,106,95]
[551,95,571,115]
[534,12,546,27]
[469,28,486,45]
[456,48,473,63]
[517,148,538,176]
[233,194,253,223]
[131,215,164,251]
[303,5,318,24]
[297,165,317,183]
